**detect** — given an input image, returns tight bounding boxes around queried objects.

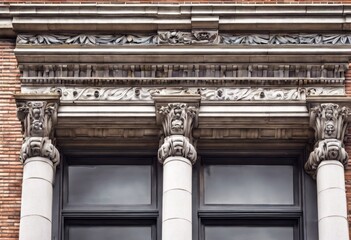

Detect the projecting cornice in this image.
[2,4,351,36]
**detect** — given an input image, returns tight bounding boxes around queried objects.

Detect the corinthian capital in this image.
[15,94,60,165]
[305,103,350,178]
[154,96,200,164]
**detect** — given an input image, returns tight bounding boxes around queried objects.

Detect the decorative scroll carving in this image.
[19,63,347,79]
[305,103,350,178]
[17,33,351,45]
[157,103,199,164]
[16,97,60,165]
[20,137,60,166]
[158,135,197,164]
[23,87,345,102]
[305,139,348,178]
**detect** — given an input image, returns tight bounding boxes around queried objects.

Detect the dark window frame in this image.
[53,155,162,240]
[193,152,317,240]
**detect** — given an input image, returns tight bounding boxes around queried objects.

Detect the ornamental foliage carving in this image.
[17,100,58,139]
[16,99,60,165]
[158,135,197,164]
[23,87,345,102]
[157,103,199,164]
[17,33,351,45]
[158,103,198,139]
[305,103,350,178]
[20,137,60,166]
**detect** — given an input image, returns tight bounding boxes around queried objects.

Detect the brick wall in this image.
[0,40,22,240]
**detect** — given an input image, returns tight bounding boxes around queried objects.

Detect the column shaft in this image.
[162,156,192,240]
[19,157,54,240]
[317,160,349,240]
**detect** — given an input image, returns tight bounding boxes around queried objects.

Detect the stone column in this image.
[305,103,350,240]
[15,95,60,240]
[156,102,199,240]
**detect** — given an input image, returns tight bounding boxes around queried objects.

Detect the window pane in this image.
[68,226,152,240]
[68,165,152,205]
[204,165,294,205]
[205,226,294,240]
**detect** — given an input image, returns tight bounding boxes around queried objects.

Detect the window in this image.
[53,156,161,240]
[194,155,318,240]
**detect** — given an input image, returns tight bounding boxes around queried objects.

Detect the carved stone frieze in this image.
[17,33,351,46]
[156,102,199,164]
[158,135,197,164]
[19,63,347,79]
[20,137,60,166]
[22,86,345,102]
[15,96,60,165]
[305,103,350,178]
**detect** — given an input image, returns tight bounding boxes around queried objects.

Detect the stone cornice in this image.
[14,45,351,64]
[2,4,351,36]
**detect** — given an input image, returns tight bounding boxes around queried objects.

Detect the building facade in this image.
[1,2,351,240]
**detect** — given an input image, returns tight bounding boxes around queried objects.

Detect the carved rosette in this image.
[16,96,60,166]
[157,103,199,164]
[305,103,350,178]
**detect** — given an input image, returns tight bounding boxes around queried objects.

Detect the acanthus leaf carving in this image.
[158,135,197,164]
[16,100,58,139]
[17,33,351,45]
[158,103,198,138]
[157,102,199,164]
[305,103,350,178]
[16,97,60,165]
[20,137,60,167]
[305,139,348,178]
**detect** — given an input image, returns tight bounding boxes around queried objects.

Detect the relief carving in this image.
[157,103,199,164]
[20,137,60,167]
[17,100,58,138]
[23,87,345,102]
[305,103,350,178]
[158,135,197,164]
[16,98,60,165]
[17,33,351,45]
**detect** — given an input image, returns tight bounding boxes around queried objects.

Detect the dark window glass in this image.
[68,226,152,240]
[68,165,152,205]
[203,165,294,205]
[205,225,294,240]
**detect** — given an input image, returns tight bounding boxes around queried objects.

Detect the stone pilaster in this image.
[15,94,60,240]
[305,103,350,240]
[156,100,199,240]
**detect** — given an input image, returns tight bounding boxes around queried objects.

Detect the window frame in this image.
[193,152,317,240]
[53,155,162,240]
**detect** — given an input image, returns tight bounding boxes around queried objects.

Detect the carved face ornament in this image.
[170,105,185,135]
[324,122,336,138]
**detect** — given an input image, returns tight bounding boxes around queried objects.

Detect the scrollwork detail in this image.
[305,139,348,178]
[158,135,197,164]
[20,137,60,166]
